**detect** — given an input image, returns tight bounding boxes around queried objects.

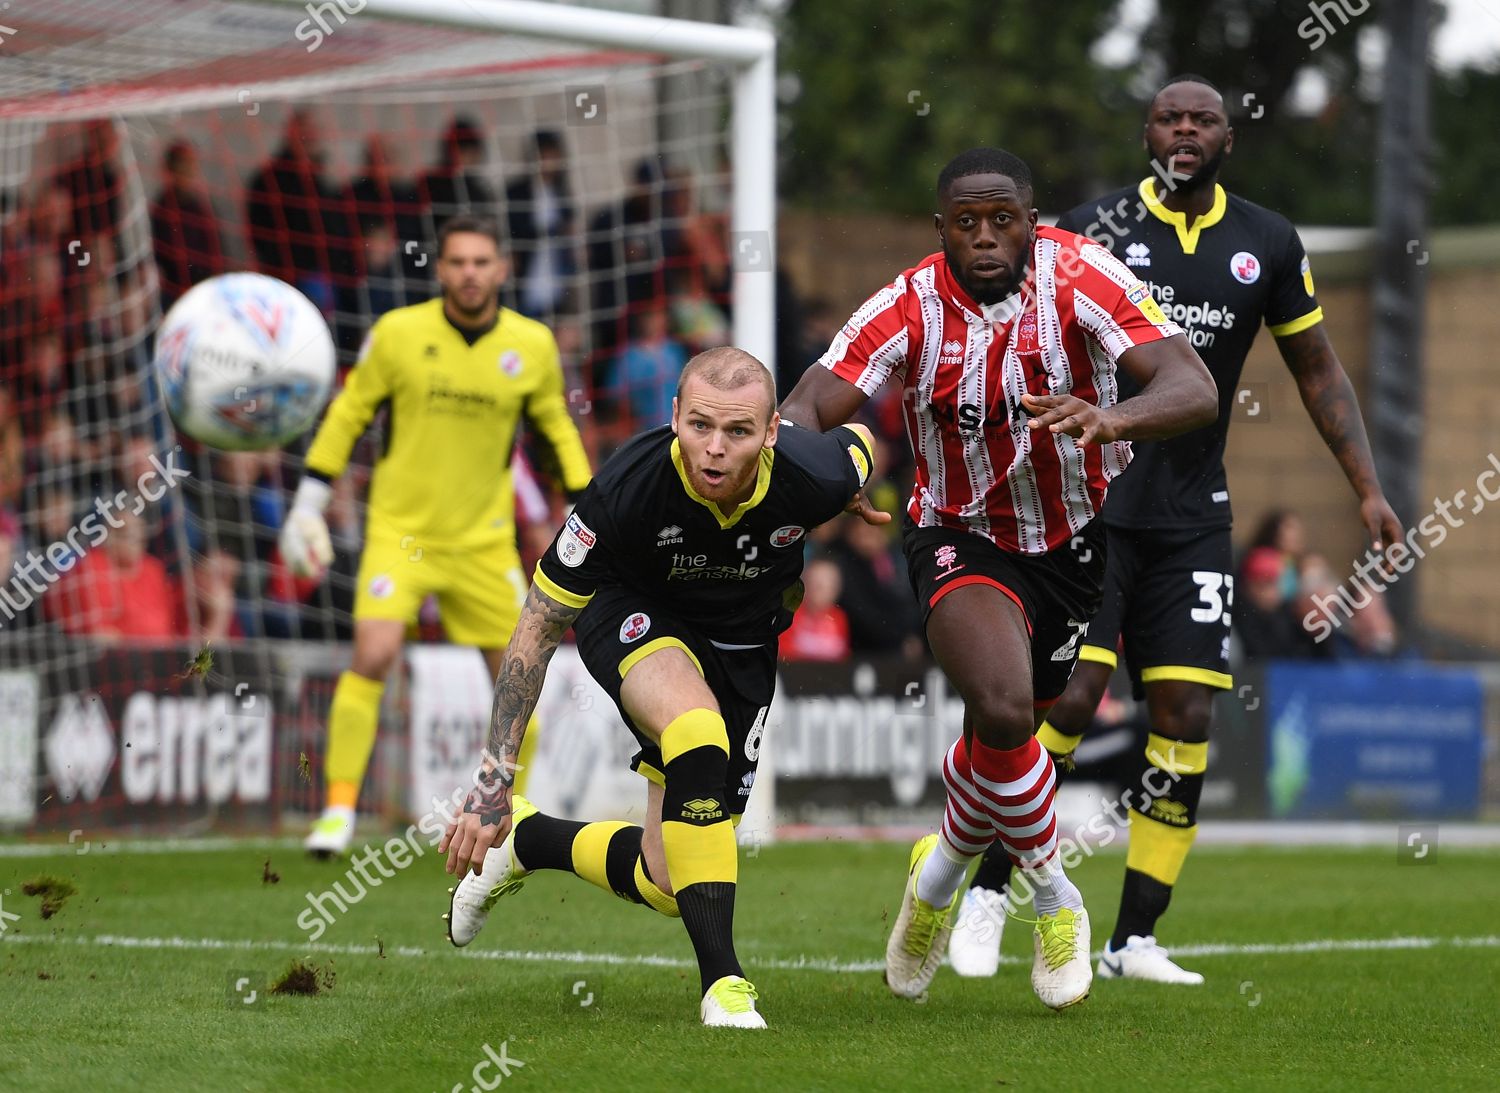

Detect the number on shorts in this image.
[1190,570,1234,625]
[1051,618,1089,662]
[745,705,769,761]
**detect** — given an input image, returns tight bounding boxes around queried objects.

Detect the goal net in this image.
[0,0,762,834]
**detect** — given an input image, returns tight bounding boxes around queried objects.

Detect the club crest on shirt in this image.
[1230,251,1261,285]
[1016,309,1039,350]
[770,525,805,548]
[619,612,651,643]
[556,511,596,568]
[934,544,966,578]
[498,349,523,377]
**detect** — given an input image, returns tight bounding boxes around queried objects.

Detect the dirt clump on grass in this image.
[270,960,336,997]
[21,876,77,919]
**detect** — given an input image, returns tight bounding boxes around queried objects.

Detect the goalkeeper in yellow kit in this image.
[280,215,592,856]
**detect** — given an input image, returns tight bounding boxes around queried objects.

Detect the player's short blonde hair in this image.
[675,347,776,423]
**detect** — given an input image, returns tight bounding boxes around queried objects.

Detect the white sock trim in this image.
[916,834,974,907]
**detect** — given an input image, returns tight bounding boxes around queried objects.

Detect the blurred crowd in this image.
[0,116,1404,666]
[1232,509,1407,662]
[0,113,835,645]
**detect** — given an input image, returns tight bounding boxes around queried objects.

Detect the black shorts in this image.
[903,518,1107,704]
[1081,524,1234,698]
[573,584,775,819]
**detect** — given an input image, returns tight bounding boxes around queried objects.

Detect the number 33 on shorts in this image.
[1190,570,1233,625]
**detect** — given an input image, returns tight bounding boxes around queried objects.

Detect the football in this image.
[153,272,336,451]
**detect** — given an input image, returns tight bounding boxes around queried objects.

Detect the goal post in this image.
[0,0,778,837]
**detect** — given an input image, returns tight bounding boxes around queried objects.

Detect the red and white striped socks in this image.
[917,734,1082,916]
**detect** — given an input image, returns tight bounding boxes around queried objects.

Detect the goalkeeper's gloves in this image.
[280,476,334,580]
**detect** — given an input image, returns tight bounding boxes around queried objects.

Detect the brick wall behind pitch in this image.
[780,212,1500,651]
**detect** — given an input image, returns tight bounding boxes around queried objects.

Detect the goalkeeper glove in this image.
[280,476,334,580]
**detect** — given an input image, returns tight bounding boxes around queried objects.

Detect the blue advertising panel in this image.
[1265,661,1484,819]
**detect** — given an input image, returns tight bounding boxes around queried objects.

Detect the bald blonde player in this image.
[282,215,591,856]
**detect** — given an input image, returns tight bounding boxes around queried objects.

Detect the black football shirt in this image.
[1055,179,1322,530]
[535,422,872,644]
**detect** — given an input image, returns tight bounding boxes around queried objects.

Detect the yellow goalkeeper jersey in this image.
[305,298,591,550]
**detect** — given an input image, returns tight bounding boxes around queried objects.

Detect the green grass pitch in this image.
[2,838,1497,1092]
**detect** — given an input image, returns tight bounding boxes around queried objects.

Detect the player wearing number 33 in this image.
[440,347,881,1030]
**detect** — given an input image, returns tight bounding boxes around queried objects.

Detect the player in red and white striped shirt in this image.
[781,148,1217,1010]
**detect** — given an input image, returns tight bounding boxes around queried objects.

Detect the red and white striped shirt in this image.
[821,226,1182,554]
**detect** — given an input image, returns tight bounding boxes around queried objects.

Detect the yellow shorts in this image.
[353,529,527,649]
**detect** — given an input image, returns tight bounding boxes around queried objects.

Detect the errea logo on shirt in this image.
[939,339,965,365]
[657,525,684,546]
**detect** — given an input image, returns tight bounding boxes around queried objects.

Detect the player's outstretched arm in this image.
[281,325,393,578]
[780,370,891,525]
[1275,325,1402,549]
[440,581,583,876]
[778,365,870,432]
[524,335,594,498]
[1024,335,1217,444]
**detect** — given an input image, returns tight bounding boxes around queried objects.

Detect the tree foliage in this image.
[776,0,1486,226]
[778,0,1131,216]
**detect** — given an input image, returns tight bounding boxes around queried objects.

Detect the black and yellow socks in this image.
[1112,733,1207,947]
[487,706,741,994]
[659,708,740,994]
[512,813,679,917]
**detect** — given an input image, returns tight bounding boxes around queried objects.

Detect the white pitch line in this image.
[0,837,303,859]
[7,823,1500,858]
[1,932,1496,974]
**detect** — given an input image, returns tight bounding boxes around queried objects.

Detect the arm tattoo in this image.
[1277,327,1382,499]
[461,583,582,830]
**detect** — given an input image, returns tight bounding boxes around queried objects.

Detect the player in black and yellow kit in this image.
[281,216,592,857]
[439,347,878,1028]
[948,75,1404,983]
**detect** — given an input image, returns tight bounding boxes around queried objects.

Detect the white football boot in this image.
[884,834,963,1000]
[444,795,538,947]
[701,975,767,1029]
[1031,906,1092,1010]
[948,886,1008,978]
[304,806,355,858]
[1097,934,1205,985]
